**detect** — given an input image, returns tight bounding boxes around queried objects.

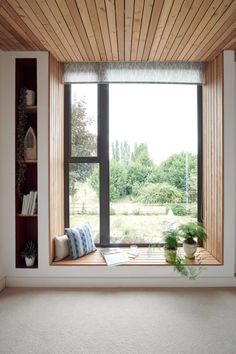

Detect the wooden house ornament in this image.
[24,127,37,161]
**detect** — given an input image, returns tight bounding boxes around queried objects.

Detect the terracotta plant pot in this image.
[183,241,197,259]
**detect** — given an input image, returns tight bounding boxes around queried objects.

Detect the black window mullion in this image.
[197,85,203,246]
[68,156,99,163]
[197,85,203,223]
[98,84,109,246]
[64,85,71,227]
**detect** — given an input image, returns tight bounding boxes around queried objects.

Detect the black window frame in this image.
[64,83,203,247]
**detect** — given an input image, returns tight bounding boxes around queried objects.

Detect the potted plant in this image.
[163,229,178,262]
[178,222,207,259]
[21,241,37,267]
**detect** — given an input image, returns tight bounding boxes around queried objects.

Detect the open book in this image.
[100,248,129,266]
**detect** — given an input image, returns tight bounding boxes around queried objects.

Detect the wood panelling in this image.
[52,247,221,266]
[0,0,235,62]
[49,54,64,264]
[202,52,224,263]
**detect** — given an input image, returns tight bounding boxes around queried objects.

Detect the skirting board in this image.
[0,277,6,292]
[5,276,236,288]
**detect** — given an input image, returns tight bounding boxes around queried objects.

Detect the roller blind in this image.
[64,62,205,84]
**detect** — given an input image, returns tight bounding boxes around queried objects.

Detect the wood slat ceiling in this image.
[0,0,235,62]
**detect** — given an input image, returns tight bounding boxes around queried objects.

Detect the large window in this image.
[65,83,201,246]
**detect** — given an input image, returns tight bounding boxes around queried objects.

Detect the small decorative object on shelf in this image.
[25,89,35,106]
[20,241,37,267]
[24,127,37,161]
[178,222,207,259]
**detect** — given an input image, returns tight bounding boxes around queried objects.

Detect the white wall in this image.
[223,51,236,275]
[235,58,236,272]
[0,51,236,288]
[0,50,6,289]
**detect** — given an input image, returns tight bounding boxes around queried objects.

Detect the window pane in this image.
[71,84,97,157]
[69,163,99,243]
[109,84,198,244]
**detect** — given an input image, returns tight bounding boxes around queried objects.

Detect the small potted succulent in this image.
[178,222,207,259]
[21,241,37,267]
[163,229,178,263]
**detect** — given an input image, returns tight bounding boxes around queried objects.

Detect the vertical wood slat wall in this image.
[202,52,224,263]
[49,54,64,263]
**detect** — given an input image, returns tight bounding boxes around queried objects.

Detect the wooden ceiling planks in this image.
[96,0,113,60]
[154,0,184,60]
[0,3,42,51]
[0,0,235,62]
[0,20,25,50]
[167,0,217,60]
[124,0,134,61]
[149,0,174,60]
[6,0,63,61]
[36,0,82,61]
[159,0,195,61]
[75,0,101,61]
[55,0,91,61]
[183,0,236,61]
[105,0,118,61]
[24,0,70,60]
[86,0,107,61]
[0,12,30,50]
[202,25,236,61]
[115,0,125,60]
[136,0,154,60]
[142,0,164,61]
[131,0,144,60]
[179,0,235,61]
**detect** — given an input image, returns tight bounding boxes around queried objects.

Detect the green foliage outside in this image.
[171,204,189,216]
[70,98,96,195]
[148,152,197,202]
[70,99,198,205]
[89,140,198,204]
[109,160,127,201]
[136,183,183,204]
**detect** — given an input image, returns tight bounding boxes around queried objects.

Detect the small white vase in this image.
[183,242,197,259]
[26,90,35,106]
[25,256,35,267]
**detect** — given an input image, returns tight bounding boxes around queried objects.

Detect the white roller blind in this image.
[64,62,205,84]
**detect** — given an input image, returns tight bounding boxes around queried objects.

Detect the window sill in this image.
[52,247,221,266]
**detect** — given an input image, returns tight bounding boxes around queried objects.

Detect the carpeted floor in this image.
[0,288,236,354]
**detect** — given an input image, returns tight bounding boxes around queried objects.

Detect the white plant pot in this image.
[26,90,35,106]
[25,256,35,267]
[183,242,197,259]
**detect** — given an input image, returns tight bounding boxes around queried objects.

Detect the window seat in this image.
[52,247,221,266]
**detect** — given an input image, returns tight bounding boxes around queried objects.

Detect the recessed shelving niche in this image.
[15,58,38,268]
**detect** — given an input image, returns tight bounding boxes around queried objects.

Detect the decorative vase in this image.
[183,242,197,259]
[25,256,35,267]
[26,89,35,106]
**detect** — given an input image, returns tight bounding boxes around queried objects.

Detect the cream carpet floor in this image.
[0,287,236,354]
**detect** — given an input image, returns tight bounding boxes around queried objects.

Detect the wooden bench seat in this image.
[52,247,221,266]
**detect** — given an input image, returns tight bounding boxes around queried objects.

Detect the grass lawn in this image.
[70,182,197,244]
[70,213,195,244]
